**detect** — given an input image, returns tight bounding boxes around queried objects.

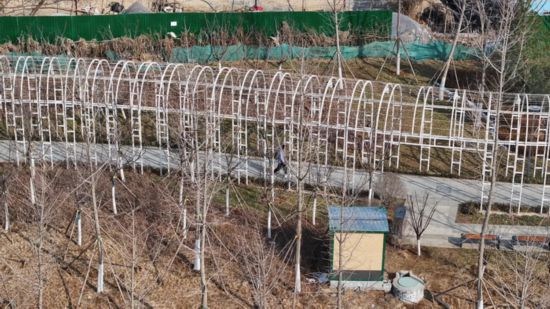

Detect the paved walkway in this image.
[1,140,548,247]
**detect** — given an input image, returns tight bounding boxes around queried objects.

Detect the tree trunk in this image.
[76,210,82,246]
[267,208,272,239]
[98,245,104,293]
[396,0,402,76]
[29,0,46,15]
[193,239,201,272]
[3,191,8,232]
[416,236,421,256]
[91,167,104,293]
[312,195,317,226]
[477,24,509,309]
[439,0,467,100]
[294,181,303,294]
[225,186,230,216]
[111,176,117,215]
[200,207,208,308]
[179,173,187,239]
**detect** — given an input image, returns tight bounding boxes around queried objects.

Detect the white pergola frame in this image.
[1,55,550,213]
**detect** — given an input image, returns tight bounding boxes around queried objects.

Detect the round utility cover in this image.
[398,277,422,288]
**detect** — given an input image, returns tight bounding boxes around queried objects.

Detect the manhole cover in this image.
[398,276,421,288]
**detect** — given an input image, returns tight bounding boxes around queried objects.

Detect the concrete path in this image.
[1,140,548,248]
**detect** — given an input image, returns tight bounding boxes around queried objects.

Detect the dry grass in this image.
[1,164,547,308]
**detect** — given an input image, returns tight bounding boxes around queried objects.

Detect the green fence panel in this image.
[0,11,392,43]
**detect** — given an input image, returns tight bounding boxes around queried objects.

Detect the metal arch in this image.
[357,80,376,169]
[346,79,373,192]
[300,75,325,186]
[379,83,403,170]
[265,70,294,191]
[62,57,87,168]
[37,56,62,167]
[86,58,112,168]
[188,65,216,177]
[449,89,467,175]
[510,94,530,213]
[109,59,136,178]
[0,56,13,130]
[416,86,434,172]
[540,95,550,213]
[209,66,237,176]
[318,76,341,170]
[3,55,550,213]
[480,91,495,207]
[532,95,549,177]
[129,61,148,173]
[372,83,393,171]
[12,56,38,166]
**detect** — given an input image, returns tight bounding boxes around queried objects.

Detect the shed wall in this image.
[332,233,384,271]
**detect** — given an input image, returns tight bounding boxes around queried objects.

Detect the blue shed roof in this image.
[328,206,389,233]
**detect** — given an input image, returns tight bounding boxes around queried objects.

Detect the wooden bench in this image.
[460,233,500,249]
[512,235,550,249]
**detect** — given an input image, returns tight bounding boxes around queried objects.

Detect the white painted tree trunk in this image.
[118,162,125,182]
[97,256,104,293]
[267,209,272,239]
[312,196,317,226]
[178,174,187,239]
[193,239,201,272]
[30,156,36,206]
[111,177,117,215]
[416,237,421,256]
[76,210,82,246]
[225,187,229,216]
[294,262,301,293]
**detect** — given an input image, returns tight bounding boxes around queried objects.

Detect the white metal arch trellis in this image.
[1,56,550,212]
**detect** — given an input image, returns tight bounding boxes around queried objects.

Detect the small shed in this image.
[328,206,389,290]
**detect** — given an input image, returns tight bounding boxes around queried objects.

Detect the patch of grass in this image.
[456,201,550,226]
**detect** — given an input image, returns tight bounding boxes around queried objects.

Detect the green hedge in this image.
[0,11,392,43]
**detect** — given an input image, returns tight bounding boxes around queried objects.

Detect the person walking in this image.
[274,144,288,176]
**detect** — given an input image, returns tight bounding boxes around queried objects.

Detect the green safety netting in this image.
[170,41,479,64]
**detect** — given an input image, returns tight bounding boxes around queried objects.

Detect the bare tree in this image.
[407,192,437,256]
[439,0,467,99]
[0,168,13,232]
[473,1,542,308]
[373,172,406,209]
[484,246,550,308]
[235,223,291,308]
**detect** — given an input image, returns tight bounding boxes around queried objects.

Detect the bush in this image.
[459,201,478,215]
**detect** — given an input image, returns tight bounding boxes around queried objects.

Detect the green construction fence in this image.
[0,11,392,43]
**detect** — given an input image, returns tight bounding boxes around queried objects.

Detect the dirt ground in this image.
[2,167,546,308]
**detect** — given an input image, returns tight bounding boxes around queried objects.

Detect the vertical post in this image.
[335,8,343,81]
[396,0,401,76]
